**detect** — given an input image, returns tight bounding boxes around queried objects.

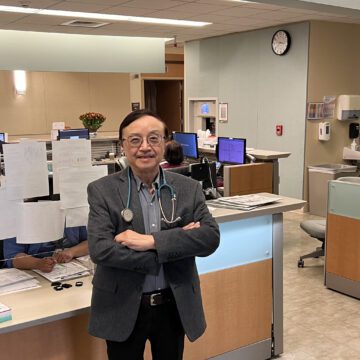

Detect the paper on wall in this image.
[3,141,49,200]
[16,201,65,244]
[0,187,17,240]
[52,139,91,194]
[59,165,107,209]
[65,206,89,227]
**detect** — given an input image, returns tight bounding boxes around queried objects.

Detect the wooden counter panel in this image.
[326,213,360,282]
[0,313,107,360]
[225,163,273,196]
[183,259,273,359]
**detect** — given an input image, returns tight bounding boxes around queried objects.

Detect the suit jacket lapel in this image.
[117,169,145,233]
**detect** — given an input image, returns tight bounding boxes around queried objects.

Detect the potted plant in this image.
[79,112,106,133]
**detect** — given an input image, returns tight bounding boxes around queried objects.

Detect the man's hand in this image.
[36,257,56,273]
[115,230,155,251]
[53,249,74,263]
[182,221,200,230]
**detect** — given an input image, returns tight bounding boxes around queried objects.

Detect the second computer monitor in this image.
[0,133,5,142]
[172,132,199,159]
[58,128,90,140]
[217,137,246,165]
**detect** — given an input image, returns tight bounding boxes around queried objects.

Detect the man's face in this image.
[121,116,166,176]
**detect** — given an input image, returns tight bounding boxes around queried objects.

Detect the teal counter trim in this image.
[196,215,273,274]
[328,181,360,220]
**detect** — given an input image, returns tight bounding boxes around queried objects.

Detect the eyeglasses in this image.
[122,133,165,148]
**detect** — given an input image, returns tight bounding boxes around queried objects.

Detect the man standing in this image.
[87,109,220,360]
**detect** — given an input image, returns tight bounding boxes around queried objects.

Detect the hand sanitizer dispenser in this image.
[319,122,330,141]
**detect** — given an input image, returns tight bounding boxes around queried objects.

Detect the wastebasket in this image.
[308,164,358,217]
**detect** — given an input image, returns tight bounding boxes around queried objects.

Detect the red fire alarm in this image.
[276,125,283,136]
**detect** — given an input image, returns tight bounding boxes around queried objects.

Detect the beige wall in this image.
[304,21,360,202]
[0,71,131,136]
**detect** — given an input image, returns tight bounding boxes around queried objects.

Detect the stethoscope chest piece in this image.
[121,208,134,223]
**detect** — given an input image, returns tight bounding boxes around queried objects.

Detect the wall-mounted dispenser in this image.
[349,122,359,150]
[336,95,360,120]
[319,122,330,141]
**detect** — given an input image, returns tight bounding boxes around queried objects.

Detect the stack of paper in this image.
[0,302,12,323]
[0,268,40,295]
[207,194,282,211]
[33,261,90,282]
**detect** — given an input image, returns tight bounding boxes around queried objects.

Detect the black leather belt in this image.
[141,288,173,307]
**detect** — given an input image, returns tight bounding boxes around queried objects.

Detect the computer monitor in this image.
[172,132,199,159]
[0,133,5,142]
[217,137,246,165]
[190,161,217,199]
[58,128,90,140]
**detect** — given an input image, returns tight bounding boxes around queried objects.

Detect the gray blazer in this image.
[87,168,220,343]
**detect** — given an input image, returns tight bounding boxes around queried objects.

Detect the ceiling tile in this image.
[216,6,271,17]
[146,9,195,19]
[47,2,108,12]
[0,0,59,7]
[121,0,185,10]
[169,2,233,13]
[64,0,131,5]
[100,5,155,16]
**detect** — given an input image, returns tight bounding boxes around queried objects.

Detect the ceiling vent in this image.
[61,20,109,28]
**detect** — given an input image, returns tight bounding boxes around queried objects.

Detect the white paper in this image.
[33,261,90,282]
[59,165,107,209]
[3,141,49,200]
[16,201,65,244]
[65,206,89,227]
[0,268,40,295]
[0,187,17,240]
[52,139,92,194]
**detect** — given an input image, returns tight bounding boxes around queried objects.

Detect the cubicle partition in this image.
[223,163,273,197]
[0,195,305,360]
[325,179,360,299]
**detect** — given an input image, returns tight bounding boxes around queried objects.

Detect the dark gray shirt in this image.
[134,174,169,292]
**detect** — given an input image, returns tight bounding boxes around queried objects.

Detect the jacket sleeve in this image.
[87,181,160,275]
[153,182,220,264]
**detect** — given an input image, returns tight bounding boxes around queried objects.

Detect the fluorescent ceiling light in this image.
[14,70,26,95]
[0,5,211,27]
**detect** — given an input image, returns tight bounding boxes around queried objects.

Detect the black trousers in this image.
[106,296,184,360]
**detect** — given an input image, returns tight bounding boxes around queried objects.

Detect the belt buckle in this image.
[150,292,161,306]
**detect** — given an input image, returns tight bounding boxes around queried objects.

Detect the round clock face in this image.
[271,30,291,56]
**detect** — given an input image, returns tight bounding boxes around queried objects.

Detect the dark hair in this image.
[119,109,169,143]
[164,140,184,165]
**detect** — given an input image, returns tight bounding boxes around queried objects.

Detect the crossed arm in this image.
[114,222,200,251]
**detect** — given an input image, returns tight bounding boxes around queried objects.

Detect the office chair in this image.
[298,219,326,268]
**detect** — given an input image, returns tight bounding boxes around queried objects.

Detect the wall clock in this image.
[271,30,291,56]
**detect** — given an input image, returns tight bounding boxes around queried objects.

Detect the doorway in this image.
[144,80,183,134]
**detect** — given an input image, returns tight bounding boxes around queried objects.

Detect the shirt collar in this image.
[133,172,160,192]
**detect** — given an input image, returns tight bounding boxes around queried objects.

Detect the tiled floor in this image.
[280,211,360,360]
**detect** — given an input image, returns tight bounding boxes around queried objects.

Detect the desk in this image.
[0,195,305,360]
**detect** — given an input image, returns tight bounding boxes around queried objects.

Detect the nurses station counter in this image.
[0,194,305,360]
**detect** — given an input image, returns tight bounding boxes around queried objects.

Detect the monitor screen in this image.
[200,103,209,115]
[0,133,5,142]
[190,162,217,190]
[217,137,246,165]
[172,132,198,159]
[58,128,89,140]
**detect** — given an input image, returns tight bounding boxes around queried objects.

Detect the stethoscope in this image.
[121,167,182,225]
